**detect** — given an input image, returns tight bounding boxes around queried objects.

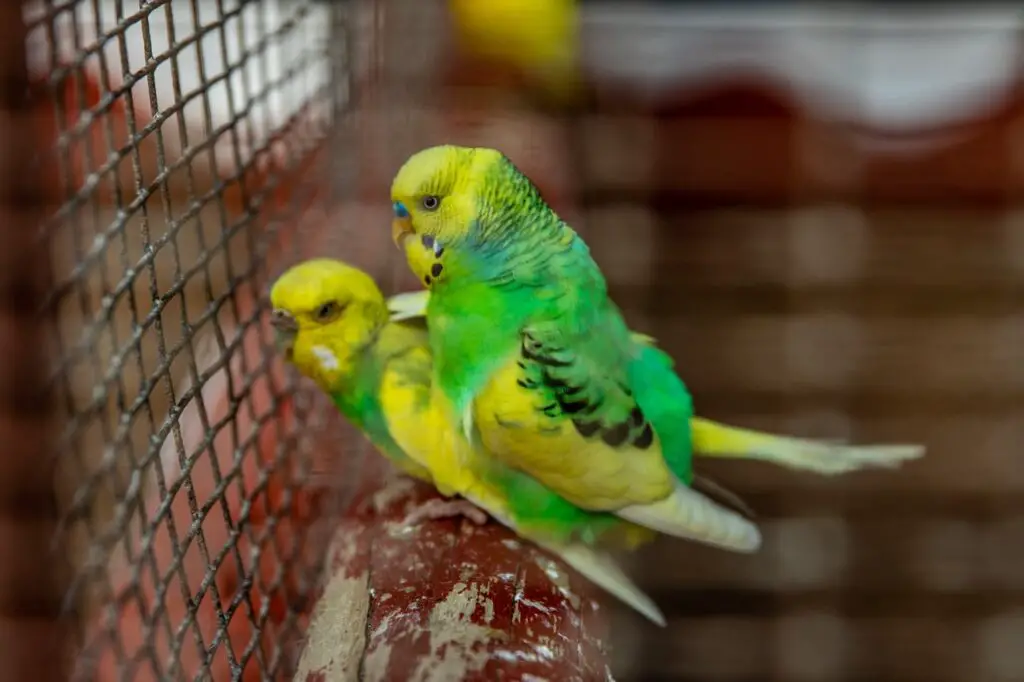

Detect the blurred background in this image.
[2,0,1023,680]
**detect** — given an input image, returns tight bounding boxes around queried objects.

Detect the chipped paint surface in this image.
[533,554,582,611]
[293,531,370,682]
[408,582,497,681]
[293,475,615,681]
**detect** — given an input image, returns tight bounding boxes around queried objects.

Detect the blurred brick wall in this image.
[572,82,1024,682]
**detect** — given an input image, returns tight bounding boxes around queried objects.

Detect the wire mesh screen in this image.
[22,0,346,678]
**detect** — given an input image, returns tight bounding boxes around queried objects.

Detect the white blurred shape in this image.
[583,6,1022,151]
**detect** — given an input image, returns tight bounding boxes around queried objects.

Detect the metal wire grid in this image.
[22,2,1018,678]
[22,0,343,678]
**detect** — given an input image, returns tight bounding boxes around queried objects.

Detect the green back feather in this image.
[629,343,694,483]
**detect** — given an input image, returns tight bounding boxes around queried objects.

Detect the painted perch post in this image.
[292,468,617,682]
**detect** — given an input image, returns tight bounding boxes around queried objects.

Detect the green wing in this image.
[520,317,655,453]
[478,232,761,551]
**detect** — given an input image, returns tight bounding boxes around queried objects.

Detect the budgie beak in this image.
[270,309,298,357]
[391,217,413,248]
[391,200,412,248]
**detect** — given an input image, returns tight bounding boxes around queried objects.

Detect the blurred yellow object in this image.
[448,0,580,102]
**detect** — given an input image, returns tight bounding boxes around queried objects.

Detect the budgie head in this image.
[390,144,550,288]
[269,258,388,390]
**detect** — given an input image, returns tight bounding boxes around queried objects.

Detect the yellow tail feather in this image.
[690,417,926,475]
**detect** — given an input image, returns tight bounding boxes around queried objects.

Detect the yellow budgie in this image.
[448,0,581,103]
[269,258,666,626]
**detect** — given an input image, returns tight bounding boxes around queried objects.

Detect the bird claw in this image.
[401,498,489,527]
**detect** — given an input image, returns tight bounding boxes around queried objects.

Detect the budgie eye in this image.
[421,195,440,211]
[314,301,342,323]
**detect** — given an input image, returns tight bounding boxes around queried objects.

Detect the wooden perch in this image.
[293,476,616,682]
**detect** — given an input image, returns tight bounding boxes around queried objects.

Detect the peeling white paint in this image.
[292,567,370,682]
[533,555,580,611]
[370,610,403,642]
[412,583,498,682]
[515,594,556,617]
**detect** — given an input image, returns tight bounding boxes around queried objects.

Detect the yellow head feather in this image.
[269,258,388,391]
[389,145,507,289]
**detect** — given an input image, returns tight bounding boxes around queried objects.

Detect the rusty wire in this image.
[16,0,344,678]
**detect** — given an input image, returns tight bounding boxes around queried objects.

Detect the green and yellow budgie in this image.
[389,144,926,554]
[269,258,667,625]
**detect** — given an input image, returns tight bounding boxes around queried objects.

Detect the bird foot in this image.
[354,475,417,516]
[401,498,489,527]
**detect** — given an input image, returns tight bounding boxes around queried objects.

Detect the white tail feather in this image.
[538,540,666,627]
[618,482,762,553]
